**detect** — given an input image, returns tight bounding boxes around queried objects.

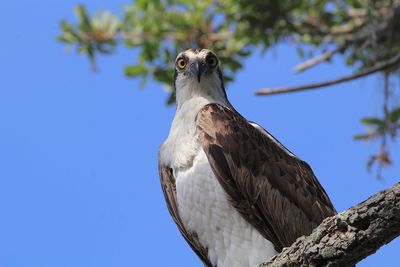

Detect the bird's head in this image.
[173,48,228,107]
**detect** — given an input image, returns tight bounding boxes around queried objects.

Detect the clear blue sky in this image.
[1,1,398,266]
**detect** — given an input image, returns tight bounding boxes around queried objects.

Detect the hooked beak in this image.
[190,61,206,83]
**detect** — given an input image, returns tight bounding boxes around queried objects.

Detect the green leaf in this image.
[153,68,171,84]
[60,20,73,32]
[389,108,400,123]
[353,134,373,140]
[166,90,176,105]
[296,46,305,58]
[139,77,148,88]
[361,117,383,125]
[57,33,76,43]
[75,5,92,31]
[124,65,148,77]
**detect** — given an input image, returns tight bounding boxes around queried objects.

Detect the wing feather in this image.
[196,103,336,252]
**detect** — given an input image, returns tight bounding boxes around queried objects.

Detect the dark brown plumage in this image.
[195,103,336,252]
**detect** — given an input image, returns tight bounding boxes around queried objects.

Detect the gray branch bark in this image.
[259,182,400,267]
[255,53,400,96]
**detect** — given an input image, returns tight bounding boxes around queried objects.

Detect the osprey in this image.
[158,49,336,267]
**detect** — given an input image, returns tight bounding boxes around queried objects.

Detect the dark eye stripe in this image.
[206,54,218,66]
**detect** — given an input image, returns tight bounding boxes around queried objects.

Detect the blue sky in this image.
[1,1,398,266]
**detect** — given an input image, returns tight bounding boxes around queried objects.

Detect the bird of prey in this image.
[158,48,336,267]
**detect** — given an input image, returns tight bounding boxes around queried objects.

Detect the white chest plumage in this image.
[159,94,277,267]
[175,150,277,267]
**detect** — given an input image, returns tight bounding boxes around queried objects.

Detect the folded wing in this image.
[196,103,336,252]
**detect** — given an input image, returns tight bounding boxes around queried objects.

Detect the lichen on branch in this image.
[259,183,400,267]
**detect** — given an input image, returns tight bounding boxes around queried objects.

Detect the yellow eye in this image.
[206,55,218,67]
[176,58,187,69]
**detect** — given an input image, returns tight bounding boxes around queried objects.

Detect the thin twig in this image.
[255,53,400,96]
[330,17,365,34]
[294,46,343,73]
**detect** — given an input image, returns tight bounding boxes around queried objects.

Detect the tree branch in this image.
[294,46,343,73]
[259,182,400,267]
[255,53,400,96]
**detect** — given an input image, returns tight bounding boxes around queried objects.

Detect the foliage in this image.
[58,0,400,174]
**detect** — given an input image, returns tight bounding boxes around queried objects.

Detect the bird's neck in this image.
[175,74,229,112]
[160,79,230,169]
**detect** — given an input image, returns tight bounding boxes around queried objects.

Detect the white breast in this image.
[175,150,277,267]
[158,82,277,266]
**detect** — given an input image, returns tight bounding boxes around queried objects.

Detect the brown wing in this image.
[158,162,213,267]
[196,103,336,252]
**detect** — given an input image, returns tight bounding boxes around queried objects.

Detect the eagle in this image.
[158,48,336,267]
